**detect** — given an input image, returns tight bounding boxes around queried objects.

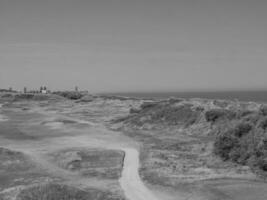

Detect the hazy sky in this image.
[1,0,267,92]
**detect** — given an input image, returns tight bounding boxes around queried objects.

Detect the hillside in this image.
[113,98,267,186]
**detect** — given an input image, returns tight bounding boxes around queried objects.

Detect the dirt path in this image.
[119,148,159,200]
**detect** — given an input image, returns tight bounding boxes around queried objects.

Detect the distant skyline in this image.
[1,0,267,93]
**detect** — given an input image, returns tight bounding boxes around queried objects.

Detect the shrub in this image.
[237,110,254,118]
[257,158,267,171]
[243,113,262,125]
[205,109,237,123]
[214,130,239,160]
[258,117,267,130]
[140,102,158,110]
[233,122,252,137]
[259,105,267,116]
[205,109,227,122]
[129,108,140,114]
[14,94,35,100]
[53,91,83,100]
[1,93,13,98]
[214,121,267,171]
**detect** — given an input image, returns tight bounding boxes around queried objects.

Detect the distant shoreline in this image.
[102,90,267,103]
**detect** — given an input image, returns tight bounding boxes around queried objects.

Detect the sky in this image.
[0,0,267,93]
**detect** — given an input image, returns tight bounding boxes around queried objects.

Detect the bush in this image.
[205,109,227,122]
[233,122,252,137]
[214,121,267,171]
[129,108,140,114]
[14,94,35,100]
[259,105,267,116]
[53,91,83,100]
[238,110,254,118]
[214,130,239,160]
[258,117,267,130]
[206,109,237,123]
[257,158,267,171]
[140,102,158,110]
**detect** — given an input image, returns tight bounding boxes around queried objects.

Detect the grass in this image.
[0,147,43,189]
[119,100,202,129]
[49,149,125,179]
[115,98,267,187]
[0,147,32,171]
[17,183,124,200]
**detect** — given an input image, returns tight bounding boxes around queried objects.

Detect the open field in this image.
[48,148,125,179]
[0,93,136,200]
[0,92,267,200]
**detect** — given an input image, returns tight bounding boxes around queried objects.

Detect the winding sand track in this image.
[119,148,159,200]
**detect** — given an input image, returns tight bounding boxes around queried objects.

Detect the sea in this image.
[104,91,267,103]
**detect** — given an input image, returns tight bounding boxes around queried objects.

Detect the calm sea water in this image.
[104,91,267,103]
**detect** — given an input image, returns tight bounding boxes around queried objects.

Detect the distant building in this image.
[24,87,27,93]
[40,86,47,94]
[75,86,78,92]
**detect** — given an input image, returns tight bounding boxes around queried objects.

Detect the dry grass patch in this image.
[49,148,125,179]
[17,183,124,200]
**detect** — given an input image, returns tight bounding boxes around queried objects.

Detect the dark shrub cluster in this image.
[205,109,236,123]
[214,120,267,171]
[14,93,35,100]
[12,94,53,101]
[129,108,140,114]
[214,130,239,160]
[140,101,158,110]
[259,117,267,130]
[259,105,267,116]
[53,91,83,100]
[233,122,252,137]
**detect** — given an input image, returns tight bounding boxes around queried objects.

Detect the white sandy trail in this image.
[119,148,159,200]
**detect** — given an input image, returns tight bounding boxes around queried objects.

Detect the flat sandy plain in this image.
[0,94,267,200]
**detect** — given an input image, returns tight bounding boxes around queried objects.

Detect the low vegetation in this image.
[213,116,267,172]
[114,98,267,187]
[0,93,63,102]
[118,100,202,129]
[0,147,32,171]
[204,109,236,123]
[200,105,267,173]
[53,91,84,100]
[49,149,125,179]
[119,98,267,173]
[17,183,124,200]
